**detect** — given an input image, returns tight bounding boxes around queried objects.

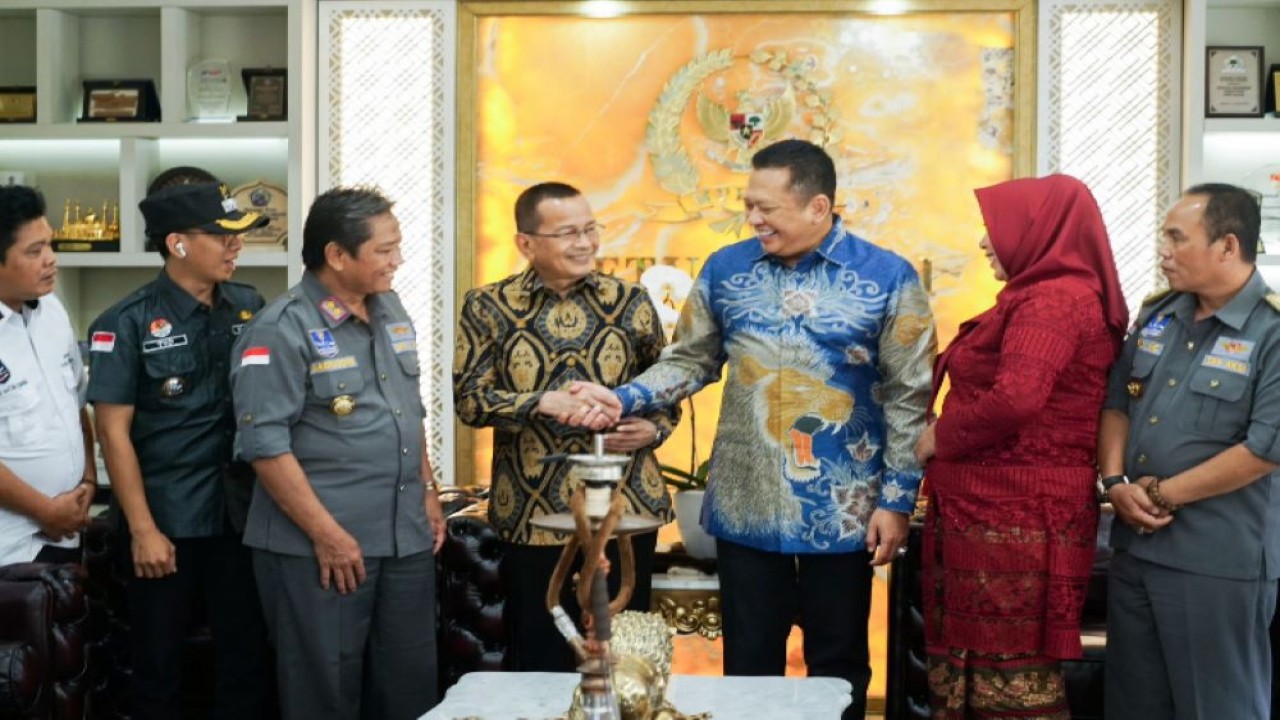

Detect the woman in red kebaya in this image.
[914,175,1127,719]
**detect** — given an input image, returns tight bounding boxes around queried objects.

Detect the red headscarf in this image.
[977,174,1128,341]
[931,174,1128,406]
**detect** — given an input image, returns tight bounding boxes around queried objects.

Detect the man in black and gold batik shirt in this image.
[454,181,678,672]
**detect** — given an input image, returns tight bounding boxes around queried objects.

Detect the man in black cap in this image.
[88,182,273,719]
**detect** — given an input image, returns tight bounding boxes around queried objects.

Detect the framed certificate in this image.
[1206,46,1265,118]
[0,87,36,123]
[80,80,161,122]
[239,68,287,121]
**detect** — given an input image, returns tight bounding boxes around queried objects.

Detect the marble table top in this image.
[422,671,852,719]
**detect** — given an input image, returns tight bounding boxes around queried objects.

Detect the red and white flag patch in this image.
[240,346,271,366]
[90,331,116,353]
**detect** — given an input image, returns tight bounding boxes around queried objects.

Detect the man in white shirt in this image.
[0,185,95,566]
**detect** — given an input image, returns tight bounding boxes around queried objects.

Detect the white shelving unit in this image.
[1187,0,1280,286]
[0,0,313,335]
[1186,0,1280,185]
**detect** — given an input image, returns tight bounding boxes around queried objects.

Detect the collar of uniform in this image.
[516,266,601,298]
[750,215,849,268]
[154,270,219,321]
[1212,269,1270,330]
[299,270,357,327]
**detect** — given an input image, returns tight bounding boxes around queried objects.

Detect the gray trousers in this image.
[253,549,438,720]
[1105,551,1276,720]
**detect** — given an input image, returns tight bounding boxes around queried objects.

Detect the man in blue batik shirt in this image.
[570,139,936,720]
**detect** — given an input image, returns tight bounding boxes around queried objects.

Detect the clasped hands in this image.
[1108,475,1174,536]
[536,381,657,451]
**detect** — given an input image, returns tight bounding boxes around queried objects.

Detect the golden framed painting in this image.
[457,1,1034,468]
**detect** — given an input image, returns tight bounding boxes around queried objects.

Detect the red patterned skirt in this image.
[921,461,1098,717]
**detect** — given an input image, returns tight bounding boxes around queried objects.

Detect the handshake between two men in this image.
[536,381,657,452]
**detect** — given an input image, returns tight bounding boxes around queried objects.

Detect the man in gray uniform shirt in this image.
[1099,183,1280,719]
[231,186,445,720]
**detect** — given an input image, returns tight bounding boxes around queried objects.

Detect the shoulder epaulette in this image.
[103,286,152,316]
[254,289,303,324]
[1266,293,1280,313]
[1141,288,1173,306]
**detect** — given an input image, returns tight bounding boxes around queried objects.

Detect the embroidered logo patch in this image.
[1210,337,1255,360]
[149,318,173,338]
[1202,355,1249,375]
[319,297,349,323]
[240,347,271,366]
[308,328,339,358]
[1140,314,1172,338]
[309,356,358,374]
[384,322,415,339]
[142,334,189,354]
[1136,338,1164,356]
[90,331,116,353]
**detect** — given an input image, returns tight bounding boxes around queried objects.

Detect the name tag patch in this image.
[1202,354,1250,375]
[310,356,358,374]
[142,334,189,354]
[1210,337,1255,360]
[1136,338,1164,356]
[308,328,338,358]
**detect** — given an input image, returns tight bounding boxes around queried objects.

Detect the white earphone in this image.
[174,241,187,258]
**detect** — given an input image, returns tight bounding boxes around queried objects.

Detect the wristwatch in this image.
[1097,474,1129,503]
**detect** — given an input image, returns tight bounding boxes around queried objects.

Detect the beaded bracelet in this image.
[1146,479,1180,513]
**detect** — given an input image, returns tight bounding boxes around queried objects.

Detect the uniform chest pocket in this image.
[1179,367,1250,436]
[142,350,199,402]
[311,368,366,398]
[1130,349,1160,379]
[397,352,421,379]
[0,381,39,418]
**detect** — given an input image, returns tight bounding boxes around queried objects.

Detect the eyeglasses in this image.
[522,224,604,241]
[181,230,241,248]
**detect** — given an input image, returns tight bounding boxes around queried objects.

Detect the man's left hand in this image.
[602,418,658,451]
[866,509,909,566]
[425,488,446,554]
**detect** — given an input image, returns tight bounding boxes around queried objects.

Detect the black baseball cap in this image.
[140,182,269,236]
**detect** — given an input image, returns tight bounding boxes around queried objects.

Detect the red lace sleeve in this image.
[934,282,1090,460]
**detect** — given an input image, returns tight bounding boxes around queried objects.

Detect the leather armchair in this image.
[0,562,90,720]
[436,494,507,689]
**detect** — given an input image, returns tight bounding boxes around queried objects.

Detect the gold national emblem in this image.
[238,309,254,321]
[1127,380,1144,399]
[331,394,356,416]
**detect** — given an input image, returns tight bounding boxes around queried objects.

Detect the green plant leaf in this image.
[659,460,710,491]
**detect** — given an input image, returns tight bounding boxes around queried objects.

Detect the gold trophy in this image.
[52,199,121,252]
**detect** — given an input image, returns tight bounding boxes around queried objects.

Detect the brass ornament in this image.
[330,394,356,416]
[1127,380,1144,399]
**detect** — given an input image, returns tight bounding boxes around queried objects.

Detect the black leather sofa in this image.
[0,563,90,720]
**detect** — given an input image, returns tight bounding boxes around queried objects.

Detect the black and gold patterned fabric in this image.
[454,268,678,545]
